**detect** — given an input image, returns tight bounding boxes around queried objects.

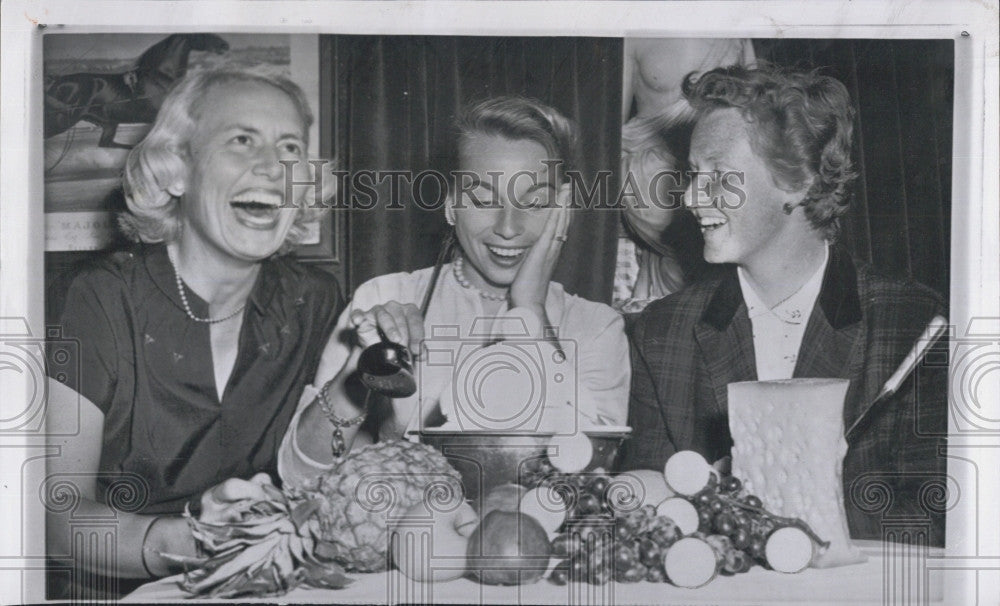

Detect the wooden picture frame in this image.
[292,35,341,265]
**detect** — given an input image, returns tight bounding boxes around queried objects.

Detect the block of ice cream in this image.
[728,378,866,568]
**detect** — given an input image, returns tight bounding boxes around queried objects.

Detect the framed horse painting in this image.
[42,32,337,264]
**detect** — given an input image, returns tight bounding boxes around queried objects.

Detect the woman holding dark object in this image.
[279,96,630,488]
[45,66,340,596]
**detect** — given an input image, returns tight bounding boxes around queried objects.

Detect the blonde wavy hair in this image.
[120,65,330,250]
[454,95,581,183]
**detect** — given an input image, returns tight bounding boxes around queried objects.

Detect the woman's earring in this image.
[782,201,801,215]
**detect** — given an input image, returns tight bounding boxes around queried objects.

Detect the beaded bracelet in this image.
[317,380,367,457]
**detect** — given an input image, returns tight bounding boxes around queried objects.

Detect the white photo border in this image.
[1,1,997,604]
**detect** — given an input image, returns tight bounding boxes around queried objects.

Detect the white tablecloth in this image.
[125,541,943,604]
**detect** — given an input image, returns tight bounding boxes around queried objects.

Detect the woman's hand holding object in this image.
[198,473,276,524]
[350,301,425,356]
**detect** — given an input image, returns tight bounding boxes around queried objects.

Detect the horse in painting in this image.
[44,34,230,148]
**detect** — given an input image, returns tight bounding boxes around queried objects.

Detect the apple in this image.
[466,511,552,585]
[519,487,567,538]
[478,483,527,517]
[390,500,478,583]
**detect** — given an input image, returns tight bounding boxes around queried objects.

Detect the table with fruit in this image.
[125,440,943,603]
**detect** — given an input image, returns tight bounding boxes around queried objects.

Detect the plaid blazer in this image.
[620,246,948,545]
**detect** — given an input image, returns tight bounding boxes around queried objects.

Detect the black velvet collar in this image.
[701,246,862,331]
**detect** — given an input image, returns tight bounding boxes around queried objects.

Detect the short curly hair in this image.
[120,65,327,250]
[682,63,857,239]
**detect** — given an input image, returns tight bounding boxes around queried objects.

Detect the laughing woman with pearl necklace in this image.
[278,96,630,488]
[44,66,341,598]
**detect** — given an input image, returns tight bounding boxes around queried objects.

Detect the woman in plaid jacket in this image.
[620,64,948,546]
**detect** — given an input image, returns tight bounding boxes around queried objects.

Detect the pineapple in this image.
[306,440,464,572]
[172,441,464,597]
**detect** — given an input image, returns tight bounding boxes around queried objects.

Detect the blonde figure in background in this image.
[615,38,755,312]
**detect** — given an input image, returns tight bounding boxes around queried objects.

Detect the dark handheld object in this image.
[357,329,417,397]
[357,231,455,398]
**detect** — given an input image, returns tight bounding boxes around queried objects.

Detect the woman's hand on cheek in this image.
[509,184,572,313]
[350,301,425,356]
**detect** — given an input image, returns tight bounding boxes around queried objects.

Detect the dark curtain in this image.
[326,35,623,303]
[754,39,954,297]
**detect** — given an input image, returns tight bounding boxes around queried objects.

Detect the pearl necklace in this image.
[452,256,508,301]
[166,248,246,324]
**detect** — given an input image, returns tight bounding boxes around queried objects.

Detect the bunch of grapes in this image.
[688,474,773,573]
[550,472,617,518]
[686,467,827,577]
[525,449,824,586]
[547,503,682,586]
[522,455,686,585]
[519,456,557,490]
[524,465,622,518]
